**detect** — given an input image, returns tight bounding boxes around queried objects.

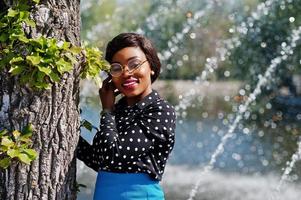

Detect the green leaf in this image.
[56,58,73,74]
[10,33,23,41]
[9,57,24,64]
[19,125,33,143]
[17,153,31,164]
[0,33,8,42]
[1,137,14,148]
[20,73,30,85]
[30,38,43,48]
[26,55,41,65]
[9,66,24,75]
[19,143,30,149]
[18,35,29,43]
[32,0,40,4]
[7,9,19,18]
[34,72,46,85]
[64,52,77,64]
[68,46,82,54]
[12,130,21,140]
[23,149,37,160]
[35,47,45,53]
[17,3,30,11]
[22,124,33,135]
[0,157,11,169]
[33,81,51,90]
[0,146,8,152]
[0,51,14,67]
[57,41,70,50]
[41,57,53,64]
[18,11,29,20]
[19,137,31,143]
[7,149,20,158]
[0,129,8,137]
[47,38,57,49]
[81,120,93,132]
[37,65,51,75]
[78,183,87,188]
[49,71,60,82]
[24,19,36,28]
[0,22,8,28]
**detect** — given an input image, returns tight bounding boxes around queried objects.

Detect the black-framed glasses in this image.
[109,58,148,77]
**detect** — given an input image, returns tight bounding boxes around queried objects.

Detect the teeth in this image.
[123,82,137,87]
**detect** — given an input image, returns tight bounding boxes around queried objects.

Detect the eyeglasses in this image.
[109,58,148,77]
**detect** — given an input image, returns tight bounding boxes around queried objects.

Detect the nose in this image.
[121,66,133,76]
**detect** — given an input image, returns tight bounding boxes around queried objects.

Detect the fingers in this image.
[114,90,121,97]
[99,77,117,95]
[102,77,111,89]
[100,77,111,90]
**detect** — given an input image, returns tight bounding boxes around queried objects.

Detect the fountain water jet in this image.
[175,0,283,119]
[269,137,301,200]
[158,2,214,62]
[136,0,192,34]
[187,26,301,200]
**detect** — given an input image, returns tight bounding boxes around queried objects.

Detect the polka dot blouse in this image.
[76,90,176,181]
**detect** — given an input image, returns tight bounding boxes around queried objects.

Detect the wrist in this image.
[101,108,113,115]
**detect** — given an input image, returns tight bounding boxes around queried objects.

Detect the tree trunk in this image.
[0,0,81,199]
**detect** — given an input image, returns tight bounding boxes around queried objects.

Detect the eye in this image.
[128,59,141,68]
[110,63,122,71]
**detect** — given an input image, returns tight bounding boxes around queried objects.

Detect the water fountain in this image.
[154,0,301,199]
[269,137,301,200]
[175,0,280,120]
[188,26,301,200]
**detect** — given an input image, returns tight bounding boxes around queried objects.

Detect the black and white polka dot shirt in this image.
[76,90,176,181]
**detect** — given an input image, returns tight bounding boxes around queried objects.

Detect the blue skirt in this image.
[93,171,165,200]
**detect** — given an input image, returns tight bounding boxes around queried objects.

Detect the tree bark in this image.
[0,0,81,199]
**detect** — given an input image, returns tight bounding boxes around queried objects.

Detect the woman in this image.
[77,33,176,200]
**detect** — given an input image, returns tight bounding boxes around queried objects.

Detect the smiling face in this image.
[111,47,154,105]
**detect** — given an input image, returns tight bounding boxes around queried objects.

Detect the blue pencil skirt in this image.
[93,171,165,200]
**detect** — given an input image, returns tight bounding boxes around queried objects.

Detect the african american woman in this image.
[77,33,176,200]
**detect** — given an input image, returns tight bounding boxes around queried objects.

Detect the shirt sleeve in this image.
[76,136,101,172]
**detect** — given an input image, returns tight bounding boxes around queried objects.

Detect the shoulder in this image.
[146,95,176,118]
[155,98,175,112]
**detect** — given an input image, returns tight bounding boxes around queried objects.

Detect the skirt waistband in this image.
[97,170,159,185]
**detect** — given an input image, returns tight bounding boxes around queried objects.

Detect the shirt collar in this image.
[115,89,161,111]
[136,89,160,110]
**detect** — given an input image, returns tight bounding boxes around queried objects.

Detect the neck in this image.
[126,87,152,106]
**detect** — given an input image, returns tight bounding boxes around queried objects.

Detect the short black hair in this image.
[105,33,161,83]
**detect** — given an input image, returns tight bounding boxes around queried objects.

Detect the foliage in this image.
[0,0,109,90]
[80,119,99,132]
[0,124,37,169]
[80,0,148,48]
[81,0,117,42]
[80,44,110,87]
[75,181,87,193]
[224,0,301,131]
[227,0,301,86]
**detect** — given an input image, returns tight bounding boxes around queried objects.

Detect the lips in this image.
[122,78,139,89]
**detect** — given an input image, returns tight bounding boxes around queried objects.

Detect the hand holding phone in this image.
[99,77,120,111]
